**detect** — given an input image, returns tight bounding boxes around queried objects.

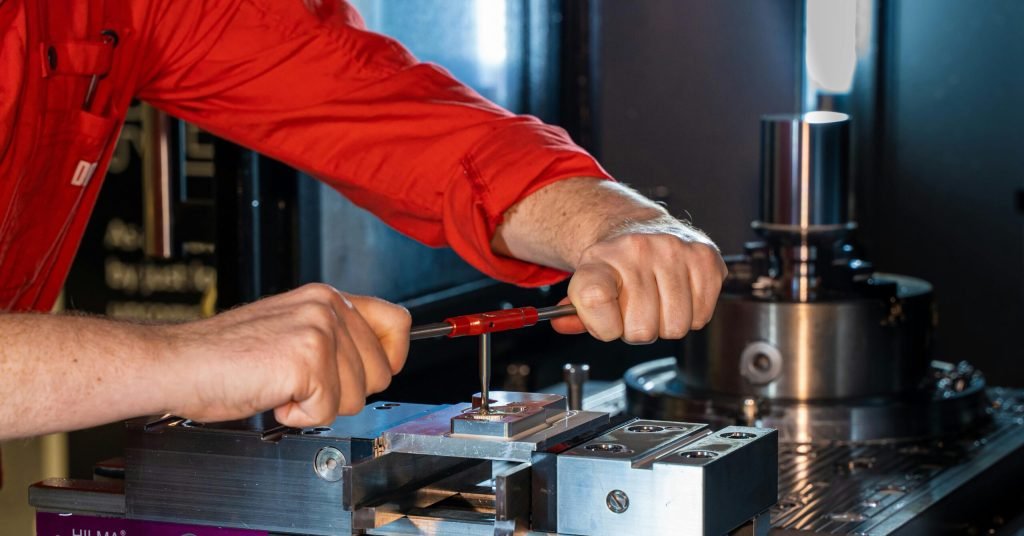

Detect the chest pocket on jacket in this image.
[0,0,128,307]
[0,107,118,298]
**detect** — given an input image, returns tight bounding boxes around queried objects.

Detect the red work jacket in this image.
[0,0,610,312]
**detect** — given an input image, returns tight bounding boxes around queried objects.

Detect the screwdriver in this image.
[410,303,578,340]
[409,303,578,413]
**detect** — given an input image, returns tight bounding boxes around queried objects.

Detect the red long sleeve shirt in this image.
[0,0,611,312]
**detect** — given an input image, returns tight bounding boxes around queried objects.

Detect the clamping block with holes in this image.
[555,421,778,536]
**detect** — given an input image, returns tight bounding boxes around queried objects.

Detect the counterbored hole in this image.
[374,405,393,410]
[679,450,718,459]
[626,425,666,433]
[586,443,629,454]
[720,432,757,440]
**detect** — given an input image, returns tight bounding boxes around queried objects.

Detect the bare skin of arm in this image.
[0,285,410,440]
[0,179,722,441]
[494,178,727,343]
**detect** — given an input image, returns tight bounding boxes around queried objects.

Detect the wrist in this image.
[132,322,192,417]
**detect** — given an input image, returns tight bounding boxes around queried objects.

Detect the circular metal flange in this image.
[680,275,935,401]
[625,358,991,444]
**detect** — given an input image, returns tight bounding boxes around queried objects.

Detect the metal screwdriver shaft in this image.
[479,333,491,414]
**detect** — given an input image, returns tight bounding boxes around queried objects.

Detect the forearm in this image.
[493,178,713,270]
[0,314,179,440]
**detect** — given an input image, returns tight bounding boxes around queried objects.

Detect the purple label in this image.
[36,512,268,536]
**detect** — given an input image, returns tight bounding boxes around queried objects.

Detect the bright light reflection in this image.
[475,0,508,67]
[805,0,857,94]
[803,111,849,124]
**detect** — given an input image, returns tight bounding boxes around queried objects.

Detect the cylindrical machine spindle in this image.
[757,111,851,232]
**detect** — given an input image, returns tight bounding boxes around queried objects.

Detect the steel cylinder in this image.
[679,275,933,401]
[758,111,851,230]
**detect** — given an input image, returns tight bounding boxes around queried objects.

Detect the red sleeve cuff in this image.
[443,119,614,287]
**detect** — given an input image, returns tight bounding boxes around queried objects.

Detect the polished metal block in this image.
[451,391,569,438]
[385,391,606,463]
[556,422,777,536]
[450,405,551,437]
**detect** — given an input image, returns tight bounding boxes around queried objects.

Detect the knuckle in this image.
[576,284,616,309]
[619,233,650,254]
[295,282,332,301]
[623,326,657,344]
[662,324,687,339]
[296,326,331,355]
[298,302,336,328]
[695,243,724,265]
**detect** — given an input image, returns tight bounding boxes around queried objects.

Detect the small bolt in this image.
[314,447,346,482]
[606,489,629,514]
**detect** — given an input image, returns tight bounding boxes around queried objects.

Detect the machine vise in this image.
[31,392,776,535]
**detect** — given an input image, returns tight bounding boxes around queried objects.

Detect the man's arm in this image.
[0,285,410,440]
[494,178,727,342]
[128,2,726,344]
[131,0,610,288]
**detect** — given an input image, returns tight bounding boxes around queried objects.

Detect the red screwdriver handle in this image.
[444,307,540,337]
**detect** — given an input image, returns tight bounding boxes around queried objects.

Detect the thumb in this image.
[345,294,412,374]
[550,297,586,334]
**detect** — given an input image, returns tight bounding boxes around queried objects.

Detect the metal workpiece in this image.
[681,274,934,401]
[556,420,778,536]
[383,399,609,462]
[452,391,569,438]
[757,111,851,232]
[469,391,567,411]
[451,404,551,438]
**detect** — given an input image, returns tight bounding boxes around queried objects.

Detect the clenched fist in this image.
[157,283,411,427]
[552,217,727,342]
